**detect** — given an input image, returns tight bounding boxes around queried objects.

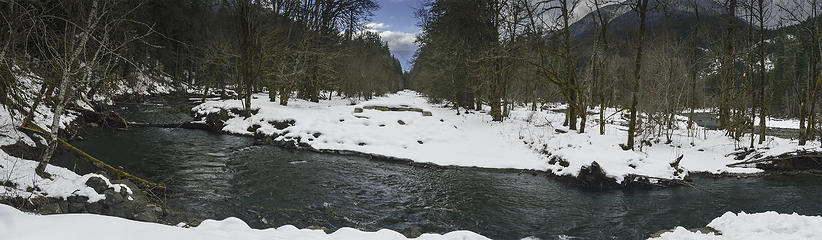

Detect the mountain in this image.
[569,0,730,44]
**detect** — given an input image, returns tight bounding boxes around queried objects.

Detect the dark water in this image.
[53,100,822,240]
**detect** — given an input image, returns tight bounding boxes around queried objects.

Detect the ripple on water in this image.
[52,109,822,240]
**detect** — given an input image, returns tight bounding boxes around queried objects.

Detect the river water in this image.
[53,99,822,240]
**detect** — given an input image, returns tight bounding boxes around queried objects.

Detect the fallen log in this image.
[727,150,822,171]
[125,121,213,131]
[727,150,818,167]
[19,120,167,192]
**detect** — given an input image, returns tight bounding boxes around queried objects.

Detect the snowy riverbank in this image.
[4,202,822,240]
[0,203,490,240]
[650,211,822,240]
[193,90,822,184]
[0,68,178,200]
[0,149,131,202]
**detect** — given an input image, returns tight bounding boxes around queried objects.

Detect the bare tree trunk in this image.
[476,89,483,111]
[758,0,767,144]
[719,0,737,129]
[25,85,54,121]
[747,1,755,149]
[561,0,579,131]
[593,0,609,135]
[626,0,649,150]
[235,0,255,116]
[202,85,210,103]
[808,1,820,142]
[37,0,100,177]
[688,2,700,131]
[800,90,808,145]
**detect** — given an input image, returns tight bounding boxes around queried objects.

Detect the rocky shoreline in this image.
[0,176,167,223]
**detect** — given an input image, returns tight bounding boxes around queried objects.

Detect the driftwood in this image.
[727,150,822,171]
[358,105,433,116]
[622,174,694,188]
[19,120,167,191]
[727,150,819,167]
[125,121,212,130]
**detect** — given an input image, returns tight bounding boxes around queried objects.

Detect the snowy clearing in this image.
[0,204,490,240]
[650,211,822,240]
[193,90,822,183]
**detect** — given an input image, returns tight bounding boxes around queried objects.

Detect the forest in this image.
[411,0,822,150]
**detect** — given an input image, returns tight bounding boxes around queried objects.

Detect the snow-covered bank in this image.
[0,149,131,202]
[193,90,822,184]
[0,203,490,240]
[650,211,822,240]
[0,70,136,203]
[754,116,801,130]
[0,67,178,220]
[1,67,179,150]
[193,91,548,170]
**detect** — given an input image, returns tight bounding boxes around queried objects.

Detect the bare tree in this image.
[33,0,152,177]
[625,0,650,150]
[777,0,822,143]
[520,0,587,132]
[719,0,737,130]
[688,0,701,132]
[36,0,102,177]
[591,0,615,135]
[756,0,769,144]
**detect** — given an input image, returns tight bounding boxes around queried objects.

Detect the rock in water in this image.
[577,161,618,189]
[85,176,109,194]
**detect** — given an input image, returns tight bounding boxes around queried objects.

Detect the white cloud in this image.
[375,30,416,52]
[365,22,391,30]
[364,29,418,70]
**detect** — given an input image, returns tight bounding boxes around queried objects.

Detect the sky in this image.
[367,0,422,71]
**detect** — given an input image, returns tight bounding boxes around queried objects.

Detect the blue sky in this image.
[367,0,422,71]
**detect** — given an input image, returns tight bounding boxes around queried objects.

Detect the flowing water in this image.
[53,99,822,240]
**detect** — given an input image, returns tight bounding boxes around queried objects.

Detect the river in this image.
[52,99,822,240]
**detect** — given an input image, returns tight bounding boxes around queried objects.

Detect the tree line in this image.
[0,0,402,177]
[410,0,822,150]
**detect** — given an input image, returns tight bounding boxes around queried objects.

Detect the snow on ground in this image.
[193,90,821,182]
[194,91,548,170]
[754,116,800,129]
[650,211,822,240]
[111,69,175,97]
[0,149,131,203]
[0,70,84,148]
[1,66,179,149]
[0,203,490,240]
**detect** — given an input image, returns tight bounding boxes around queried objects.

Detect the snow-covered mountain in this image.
[569,0,728,42]
[568,0,807,43]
